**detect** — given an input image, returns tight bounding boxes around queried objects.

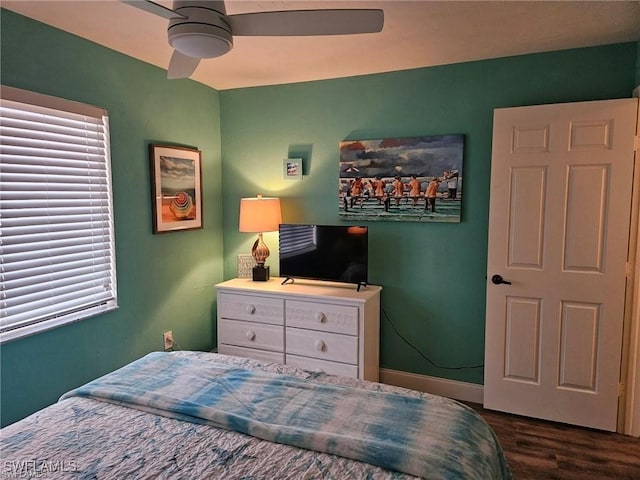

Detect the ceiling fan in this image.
[123,1,384,79]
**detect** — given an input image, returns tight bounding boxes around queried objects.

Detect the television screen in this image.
[279,224,368,286]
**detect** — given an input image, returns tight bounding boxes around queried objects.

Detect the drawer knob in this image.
[315,311,326,322]
[246,330,256,341]
[315,339,326,352]
[246,305,256,314]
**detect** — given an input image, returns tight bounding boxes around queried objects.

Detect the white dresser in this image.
[216,277,381,381]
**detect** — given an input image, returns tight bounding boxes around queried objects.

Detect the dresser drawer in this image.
[219,292,284,325]
[219,319,284,352]
[219,344,285,364]
[286,354,358,378]
[285,327,358,364]
[286,300,358,335]
[216,278,381,382]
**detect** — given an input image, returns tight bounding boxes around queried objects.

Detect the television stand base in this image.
[281,277,367,291]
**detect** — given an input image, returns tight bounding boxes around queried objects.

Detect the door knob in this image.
[491,274,512,285]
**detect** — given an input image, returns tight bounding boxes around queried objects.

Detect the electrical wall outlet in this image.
[163,330,174,351]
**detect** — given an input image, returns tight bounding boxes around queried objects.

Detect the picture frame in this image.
[150,144,203,233]
[338,135,464,223]
[283,158,303,179]
[237,254,257,279]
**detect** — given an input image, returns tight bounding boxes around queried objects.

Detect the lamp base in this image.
[252,265,270,282]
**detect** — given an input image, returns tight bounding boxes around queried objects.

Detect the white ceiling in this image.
[3,1,640,91]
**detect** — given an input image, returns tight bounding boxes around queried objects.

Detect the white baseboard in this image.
[379,368,484,404]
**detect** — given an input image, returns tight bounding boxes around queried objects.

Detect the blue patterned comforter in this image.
[56,351,511,480]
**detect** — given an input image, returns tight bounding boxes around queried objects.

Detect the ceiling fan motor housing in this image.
[168,1,233,59]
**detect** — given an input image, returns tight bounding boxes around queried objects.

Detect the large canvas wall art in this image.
[339,135,464,222]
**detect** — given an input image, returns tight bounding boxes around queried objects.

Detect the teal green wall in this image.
[0,10,224,426]
[220,42,638,385]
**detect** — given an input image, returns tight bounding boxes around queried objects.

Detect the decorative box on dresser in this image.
[216,277,382,381]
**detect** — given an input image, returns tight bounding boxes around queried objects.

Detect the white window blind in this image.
[0,86,117,343]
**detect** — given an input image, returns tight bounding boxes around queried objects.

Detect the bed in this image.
[0,351,512,479]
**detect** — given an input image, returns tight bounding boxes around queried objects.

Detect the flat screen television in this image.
[279,224,368,289]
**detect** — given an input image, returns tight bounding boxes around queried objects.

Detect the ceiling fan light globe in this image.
[169,29,232,58]
[169,33,231,59]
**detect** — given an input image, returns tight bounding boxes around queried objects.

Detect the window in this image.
[0,86,117,343]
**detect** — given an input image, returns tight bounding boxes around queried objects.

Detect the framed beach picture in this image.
[283,158,303,179]
[338,135,464,223]
[150,144,203,233]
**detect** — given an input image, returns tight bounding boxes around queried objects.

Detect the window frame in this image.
[0,86,118,343]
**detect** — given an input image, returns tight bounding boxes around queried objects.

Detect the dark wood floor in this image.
[466,403,640,480]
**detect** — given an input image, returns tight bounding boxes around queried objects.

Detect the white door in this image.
[484,98,638,431]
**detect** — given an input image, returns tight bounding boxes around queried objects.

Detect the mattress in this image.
[0,351,512,479]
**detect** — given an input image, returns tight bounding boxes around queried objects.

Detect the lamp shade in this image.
[239,196,282,233]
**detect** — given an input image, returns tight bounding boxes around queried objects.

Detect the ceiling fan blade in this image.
[121,0,187,20]
[229,9,384,36]
[167,50,201,79]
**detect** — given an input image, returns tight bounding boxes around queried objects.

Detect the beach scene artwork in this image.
[339,135,464,222]
[160,155,197,222]
[150,144,202,233]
